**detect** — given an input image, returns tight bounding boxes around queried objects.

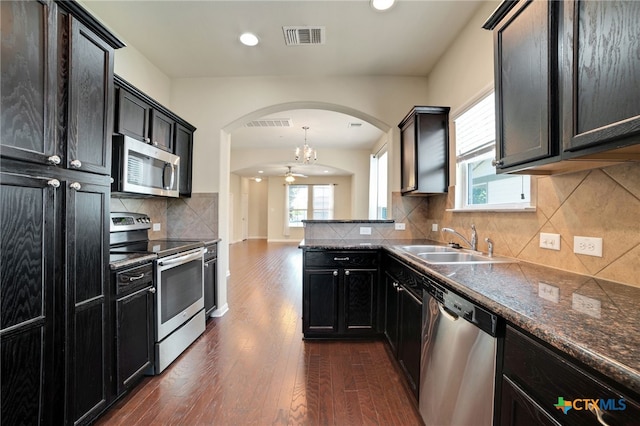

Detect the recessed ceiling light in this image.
[371,0,395,11]
[240,32,259,46]
[258,170,264,174]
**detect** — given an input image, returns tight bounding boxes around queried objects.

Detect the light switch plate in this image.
[432,223,438,232]
[540,233,560,250]
[153,223,161,232]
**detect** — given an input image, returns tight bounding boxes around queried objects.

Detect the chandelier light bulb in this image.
[295,126,316,164]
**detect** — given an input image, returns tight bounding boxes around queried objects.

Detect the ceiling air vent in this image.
[282,26,326,45]
[245,118,293,128]
[348,122,363,128]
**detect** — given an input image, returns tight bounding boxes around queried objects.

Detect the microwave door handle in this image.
[162,162,175,190]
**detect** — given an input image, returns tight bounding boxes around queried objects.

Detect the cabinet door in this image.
[383,273,400,354]
[0,172,61,425]
[174,123,194,197]
[116,286,154,395]
[116,88,150,142]
[494,0,559,170]
[204,258,217,316]
[400,116,417,193]
[397,287,422,400]
[343,269,377,334]
[500,375,560,426]
[67,17,115,175]
[150,109,174,152]
[65,179,110,424]
[0,0,59,166]
[303,269,339,335]
[562,1,640,154]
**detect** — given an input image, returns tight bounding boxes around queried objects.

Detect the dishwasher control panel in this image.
[424,277,498,336]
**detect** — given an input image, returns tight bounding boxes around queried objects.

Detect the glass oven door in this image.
[155,247,204,341]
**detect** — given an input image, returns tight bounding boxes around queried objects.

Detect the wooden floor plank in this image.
[95,240,423,425]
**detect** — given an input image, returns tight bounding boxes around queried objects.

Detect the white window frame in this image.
[288,184,334,227]
[452,89,535,212]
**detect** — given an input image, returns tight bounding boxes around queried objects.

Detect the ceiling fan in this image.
[283,166,307,183]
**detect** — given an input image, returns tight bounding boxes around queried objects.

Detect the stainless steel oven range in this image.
[109,212,206,374]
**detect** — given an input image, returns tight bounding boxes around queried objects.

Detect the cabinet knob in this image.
[345,270,350,276]
[70,159,82,169]
[47,155,61,165]
[153,141,158,146]
[333,270,338,276]
[47,179,60,188]
[491,158,504,167]
[145,137,151,143]
[69,182,82,191]
[397,286,404,293]
[148,287,156,294]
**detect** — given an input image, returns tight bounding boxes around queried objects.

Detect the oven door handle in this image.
[157,248,204,267]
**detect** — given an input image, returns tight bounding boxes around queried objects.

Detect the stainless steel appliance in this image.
[109,212,205,374]
[419,278,499,426]
[111,135,180,197]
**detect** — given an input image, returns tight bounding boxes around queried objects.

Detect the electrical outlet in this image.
[153,223,161,232]
[394,223,406,231]
[359,227,372,235]
[573,236,602,257]
[572,293,601,318]
[538,282,559,303]
[539,233,560,250]
[432,223,438,232]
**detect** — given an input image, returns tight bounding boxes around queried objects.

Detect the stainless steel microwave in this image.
[111,135,180,197]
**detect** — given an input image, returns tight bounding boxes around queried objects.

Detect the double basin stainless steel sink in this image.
[396,245,516,265]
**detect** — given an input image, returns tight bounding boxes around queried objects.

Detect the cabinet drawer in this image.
[304,250,378,269]
[115,263,153,296]
[204,243,217,261]
[503,326,640,425]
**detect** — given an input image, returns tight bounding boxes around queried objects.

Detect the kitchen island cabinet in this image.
[302,250,380,338]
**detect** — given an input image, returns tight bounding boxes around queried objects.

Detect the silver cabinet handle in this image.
[47,179,60,188]
[127,273,145,282]
[396,286,404,293]
[333,257,349,261]
[491,158,504,167]
[148,287,156,294]
[333,270,338,276]
[47,155,61,165]
[588,402,611,426]
[345,270,350,276]
[69,182,81,191]
[70,159,82,169]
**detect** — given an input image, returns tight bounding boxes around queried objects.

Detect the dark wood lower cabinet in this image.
[302,250,379,338]
[500,375,560,426]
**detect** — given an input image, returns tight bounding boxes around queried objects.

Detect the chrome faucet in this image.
[442,224,478,251]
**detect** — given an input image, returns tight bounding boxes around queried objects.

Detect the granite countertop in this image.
[300,239,640,396]
[109,252,157,270]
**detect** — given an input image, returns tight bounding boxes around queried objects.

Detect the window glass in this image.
[288,184,335,226]
[455,92,531,209]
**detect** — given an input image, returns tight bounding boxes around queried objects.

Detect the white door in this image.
[241,193,249,241]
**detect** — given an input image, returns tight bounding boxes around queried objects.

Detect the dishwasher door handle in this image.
[438,302,459,321]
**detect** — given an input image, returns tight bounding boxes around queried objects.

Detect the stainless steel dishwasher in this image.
[419,278,499,426]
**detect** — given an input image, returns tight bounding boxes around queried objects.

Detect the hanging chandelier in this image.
[295,126,317,164]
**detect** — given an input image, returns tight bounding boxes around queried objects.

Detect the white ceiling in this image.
[83,0,483,177]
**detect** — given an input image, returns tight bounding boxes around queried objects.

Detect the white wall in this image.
[248,180,268,239]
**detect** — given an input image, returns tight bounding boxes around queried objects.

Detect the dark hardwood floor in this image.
[97,240,423,425]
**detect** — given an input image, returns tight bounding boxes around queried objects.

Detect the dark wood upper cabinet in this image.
[174,123,194,197]
[115,87,151,143]
[0,0,58,166]
[561,0,640,157]
[150,108,174,152]
[67,17,115,175]
[399,106,450,195]
[491,0,560,172]
[485,0,640,174]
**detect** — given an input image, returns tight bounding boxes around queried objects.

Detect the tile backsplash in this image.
[110,193,218,240]
[421,162,640,288]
